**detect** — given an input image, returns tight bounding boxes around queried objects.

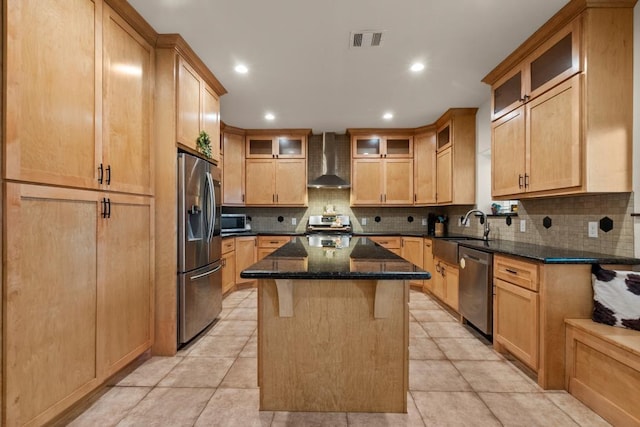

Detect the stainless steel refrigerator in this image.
[177,152,222,346]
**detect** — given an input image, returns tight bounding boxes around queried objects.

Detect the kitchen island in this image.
[240,236,430,413]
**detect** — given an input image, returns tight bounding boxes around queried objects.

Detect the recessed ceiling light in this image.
[265,113,275,121]
[235,64,249,74]
[383,112,393,120]
[410,62,425,72]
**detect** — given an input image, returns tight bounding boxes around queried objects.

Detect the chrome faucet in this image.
[462,209,490,241]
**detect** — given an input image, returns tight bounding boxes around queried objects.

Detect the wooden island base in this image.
[257,278,409,413]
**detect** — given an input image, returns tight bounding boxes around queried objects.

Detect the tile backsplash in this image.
[446,193,635,257]
[223,190,635,257]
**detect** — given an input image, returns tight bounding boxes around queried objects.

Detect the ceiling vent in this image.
[349,30,384,48]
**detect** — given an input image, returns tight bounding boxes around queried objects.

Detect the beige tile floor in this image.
[66,289,611,426]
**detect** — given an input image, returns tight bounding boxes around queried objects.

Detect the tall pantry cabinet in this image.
[154,34,226,356]
[3,1,156,425]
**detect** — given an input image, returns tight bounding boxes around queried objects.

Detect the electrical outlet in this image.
[422,218,427,226]
[291,217,297,225]
[520,219,526,232]
[588,221,598,238]
[362,218,367,226]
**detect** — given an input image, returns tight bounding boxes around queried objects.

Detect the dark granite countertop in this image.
[457,239,640,264]
[240,236,431,280]
[221,231,306,238]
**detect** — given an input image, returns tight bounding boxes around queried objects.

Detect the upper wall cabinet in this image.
[413,127,437,205]
[222,126,246,206]
[485,1,635,199]
[434,109,477,206]
[5,0,154,196]
[244,130,309,206]
[245,134,307,159]
[177,57,221,163]
[491,20,581,121]
[351,134,413,159]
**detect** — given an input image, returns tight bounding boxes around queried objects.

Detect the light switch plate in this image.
[520,219,526,232]
[588,221,598,238]
[362,218,367,225]
[422,218,427,226]
[291,218,297,225]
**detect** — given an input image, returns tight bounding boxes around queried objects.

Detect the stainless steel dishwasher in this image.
[458,246,493,335]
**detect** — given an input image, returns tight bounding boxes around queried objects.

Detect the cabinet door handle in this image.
[98,163,104,184]
[524,94,530,101]
[384,194,387,202]
[106,165,111,185]
[242,194,245,202]
[519,174,523,189]
[276,194,279,203]
[414,194,417,202]
[505,268,518,275]
[101,197,108,218]
[272,194,275,202]
[380,194,383,202]
[524,174,529,188]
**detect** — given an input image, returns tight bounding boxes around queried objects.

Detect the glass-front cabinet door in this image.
[526,19,580,101]
[246,135,306,158]
[276,136,305,158]
[384,136,413,158]
[246,136,276,158]
[353,136,382,158]
[491,66,524,121]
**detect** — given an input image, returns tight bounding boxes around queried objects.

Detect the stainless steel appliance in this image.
[458,246,493,335]
[177,152,222,346]
[306,214,352,247]
[221,213,250,232]
[307,214,351,233]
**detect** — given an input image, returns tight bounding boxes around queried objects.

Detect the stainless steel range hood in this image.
[308,132,351,188]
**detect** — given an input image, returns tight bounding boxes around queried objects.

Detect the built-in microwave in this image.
[221,214,250,232]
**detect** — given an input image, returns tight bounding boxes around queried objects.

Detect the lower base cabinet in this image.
[221,238,236,294]
[494,278,539,370]
[235,236,257,286]
[3,183,154,426]
[432,256,459,311]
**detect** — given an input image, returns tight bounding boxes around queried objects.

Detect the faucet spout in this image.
[462,209,490,241]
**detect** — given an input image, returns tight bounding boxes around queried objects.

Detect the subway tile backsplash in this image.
[223,191,635,257]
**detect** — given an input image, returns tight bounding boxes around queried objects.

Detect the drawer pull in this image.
[505,268,518,275]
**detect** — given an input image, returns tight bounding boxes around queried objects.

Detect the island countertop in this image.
[240,236,431,280]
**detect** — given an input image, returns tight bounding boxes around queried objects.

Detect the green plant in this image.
[196,130,212,158]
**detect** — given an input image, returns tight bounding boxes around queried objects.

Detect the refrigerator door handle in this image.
[190,264,222,281]
[206,171,215,242]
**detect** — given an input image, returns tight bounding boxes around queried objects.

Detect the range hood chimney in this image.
[308,132,351,188]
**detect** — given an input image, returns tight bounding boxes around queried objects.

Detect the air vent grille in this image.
[350,30,384,48]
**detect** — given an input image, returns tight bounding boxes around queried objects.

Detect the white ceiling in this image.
[128,0,569,133]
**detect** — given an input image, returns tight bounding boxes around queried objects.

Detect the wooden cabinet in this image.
[154,34,226,355]
[235,236,258,286]
[434,109,476,205]
[401,237,424,288]
[432,257,459,311]
[350,131,414,206]
[368,236,402,257]
[221,238,236,294]
[351,134,413,158]
[246,134,306,158]
[491,19,581,121]
[351,158,413,205]
[413,128,437,205]
[177,57,221,162]
[4,183,153,426]
[5,0,154,195]
[493,255,540,370]
[245,158,307,206]
[222,129,246,205]
[258,236,292,260]
[492,254,593,390]
[98,193,154,378]
[485,5,634,198]
[3,2,158,424]
[492,74,581,197]
[423,239,434,293]
[494,278,539,369]
[244,131,309,206]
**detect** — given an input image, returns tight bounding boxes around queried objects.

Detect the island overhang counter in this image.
[240,236,430,413]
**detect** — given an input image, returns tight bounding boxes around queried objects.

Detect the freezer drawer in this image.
[178,261,223,345]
